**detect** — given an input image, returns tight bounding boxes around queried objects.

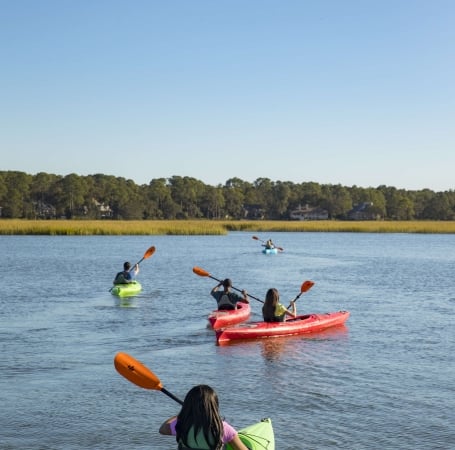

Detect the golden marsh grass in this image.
[0,219,454,235]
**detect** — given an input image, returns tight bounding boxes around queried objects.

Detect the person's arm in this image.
[211,282,222,294]
[130,264,139,278]
[240,289,249,304]
[159,416,177,435]
[285,300,297,319]
[227,434,249,450]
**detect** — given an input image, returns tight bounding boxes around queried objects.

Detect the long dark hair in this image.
[176,385,223,450]
[262,288,279,322]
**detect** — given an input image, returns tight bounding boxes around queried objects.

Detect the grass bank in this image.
[0,219,454,235]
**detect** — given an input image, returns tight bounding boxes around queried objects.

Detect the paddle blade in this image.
[301,280,315,292]
[252,236,260,241]
[114,352,162,390]
[143,246,156,260]
[193,266,210,277]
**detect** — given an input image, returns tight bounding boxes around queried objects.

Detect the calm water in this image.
[1,232,454,450]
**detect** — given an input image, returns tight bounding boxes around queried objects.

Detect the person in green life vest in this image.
[113,261,139,285]
[211,278,249,311]
[262,288,297,322]
[159,384,248,450]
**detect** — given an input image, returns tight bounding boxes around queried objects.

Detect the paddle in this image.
[287,280,315,309]
[114,352,183,405]
[192,266,264,304]
[252,235,284,252]
[131,245,156,270]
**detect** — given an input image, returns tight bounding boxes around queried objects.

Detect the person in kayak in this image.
[262,288,297,322]
[113,261,139,284]
[159,384,248,450]
[211,278,249,310]
[263,238,275,249]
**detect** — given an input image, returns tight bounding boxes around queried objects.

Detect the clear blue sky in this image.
[1,0,454,192]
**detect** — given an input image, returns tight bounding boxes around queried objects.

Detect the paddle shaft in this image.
[162,387,184,405]
[209,274,264,304]
[252,236,283,251]
[287,281,314,308]
[130,246,155,271]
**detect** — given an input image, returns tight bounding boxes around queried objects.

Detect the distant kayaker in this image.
[113,261,139,284]
[211,278,249,310]
[262,288,297,322]
[263,239,275,249]
[159,384,248,450]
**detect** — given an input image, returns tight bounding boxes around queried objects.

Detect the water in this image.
[1,232,454,449]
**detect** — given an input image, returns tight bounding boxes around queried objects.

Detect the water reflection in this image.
[216,325,350,361]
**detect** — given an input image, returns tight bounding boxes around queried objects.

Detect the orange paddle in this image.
[114,352,183,405]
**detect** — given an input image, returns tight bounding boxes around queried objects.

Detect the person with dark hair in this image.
[113,261,139,285]
[159,384,248,450]
[262,288,297,322]
[210,279,248,311]
[263,239,275,249]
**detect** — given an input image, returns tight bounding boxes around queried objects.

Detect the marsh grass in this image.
[0,219,454,235]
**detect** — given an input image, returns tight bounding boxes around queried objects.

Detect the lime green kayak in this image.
[227,418,274,450]
[110,281,142,297]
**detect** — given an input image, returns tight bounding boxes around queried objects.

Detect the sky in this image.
[1,0,454,192]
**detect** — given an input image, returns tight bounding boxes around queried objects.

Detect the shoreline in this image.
[0,219,454,235]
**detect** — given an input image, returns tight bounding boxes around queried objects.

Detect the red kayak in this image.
[208,302,251,330]
[215,311,350,344]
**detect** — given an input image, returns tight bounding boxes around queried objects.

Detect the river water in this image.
[1,232,454,449]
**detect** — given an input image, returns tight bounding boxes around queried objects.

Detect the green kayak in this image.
[110,281,142,297]
[227,418,274,450]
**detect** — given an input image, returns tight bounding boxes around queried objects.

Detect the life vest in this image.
[114,271,129,284]
[217,293,236,310]
[177,426,219,450]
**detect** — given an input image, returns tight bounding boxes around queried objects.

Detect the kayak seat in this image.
[218,305,236,311]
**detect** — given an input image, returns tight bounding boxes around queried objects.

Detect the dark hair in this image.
[262,288,279,322]
[176,385,223,450]
[222,279,232,288]
[123,261,131,270]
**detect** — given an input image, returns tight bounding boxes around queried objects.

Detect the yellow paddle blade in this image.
[114,352,162,390]
[193,266,210,277]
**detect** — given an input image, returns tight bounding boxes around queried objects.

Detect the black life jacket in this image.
[217,293,236,310]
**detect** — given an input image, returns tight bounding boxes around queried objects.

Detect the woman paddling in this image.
[159,384,248,450]
[262,288,297,322]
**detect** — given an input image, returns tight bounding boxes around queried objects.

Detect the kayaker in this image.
[262,288,297,322]
[159,384,248,450]
[211,278,249,310]
[263,239,275,249]
[113,261,139,284]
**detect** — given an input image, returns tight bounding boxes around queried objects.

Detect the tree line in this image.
[0,170,454,221]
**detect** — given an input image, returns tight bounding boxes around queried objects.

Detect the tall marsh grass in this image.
[0,219,454,235]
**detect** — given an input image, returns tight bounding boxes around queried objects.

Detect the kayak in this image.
[208,302,251,330]
[226,418,274,450]
[262,247,278,254]
[216,311,350,344]
[110,281,142,297]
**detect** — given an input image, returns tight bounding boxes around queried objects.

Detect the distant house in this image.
[347,202,379,220]
[92,199,113,218]
[33,201,56,219]
[290,204,329,220]
[243,204,265,220]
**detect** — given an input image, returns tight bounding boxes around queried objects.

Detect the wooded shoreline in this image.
[1,219,454,235]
